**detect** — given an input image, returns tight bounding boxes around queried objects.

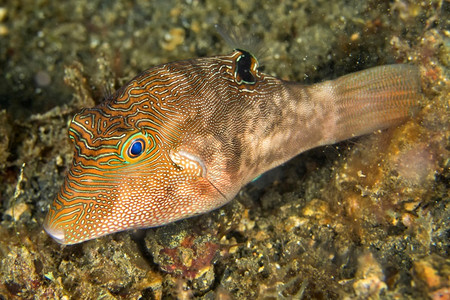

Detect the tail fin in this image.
[312,64,422,144]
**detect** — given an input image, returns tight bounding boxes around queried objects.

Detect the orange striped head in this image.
[43,105,229,244]
[43,51,261,244]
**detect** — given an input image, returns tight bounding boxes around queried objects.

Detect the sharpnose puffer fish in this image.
[43,47,421,244]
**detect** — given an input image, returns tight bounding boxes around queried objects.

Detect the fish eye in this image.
[234,49,258,84]
[127,138,145,158]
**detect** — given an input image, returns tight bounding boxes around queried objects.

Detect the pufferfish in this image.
[43,41,421,244]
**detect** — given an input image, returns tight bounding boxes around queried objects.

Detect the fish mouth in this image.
[43,221,66,244]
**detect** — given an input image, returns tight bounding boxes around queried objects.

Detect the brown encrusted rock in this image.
[413,254,450,297]
[145,222,220,293]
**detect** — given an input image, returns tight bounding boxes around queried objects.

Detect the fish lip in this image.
[43,222,66,244]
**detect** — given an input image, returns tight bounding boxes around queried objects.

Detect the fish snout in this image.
[43,217,67,244]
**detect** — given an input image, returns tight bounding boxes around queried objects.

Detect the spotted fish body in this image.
[44,49,421,244]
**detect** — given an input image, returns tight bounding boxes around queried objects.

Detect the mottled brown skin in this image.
[44,50,421,244]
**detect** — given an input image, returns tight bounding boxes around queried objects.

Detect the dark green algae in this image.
[0,0,448,299]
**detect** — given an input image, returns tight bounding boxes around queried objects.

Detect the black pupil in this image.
[130,139,144,156]
[236,49,256,84]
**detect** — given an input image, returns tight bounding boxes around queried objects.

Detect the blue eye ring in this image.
[127,138,145,158]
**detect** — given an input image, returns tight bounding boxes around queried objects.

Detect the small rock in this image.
[161,28,185,51]
[0,24,8,36]
[0,7,7,22]
[5,202,30,221]
[413,257,446,289]
[353,252,387,298]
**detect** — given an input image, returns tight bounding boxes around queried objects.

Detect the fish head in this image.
[43,106,228,245]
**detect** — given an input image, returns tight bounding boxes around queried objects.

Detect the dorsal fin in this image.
[214,24,268,66]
